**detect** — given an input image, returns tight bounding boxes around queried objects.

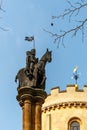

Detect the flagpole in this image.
[33,38,35,49]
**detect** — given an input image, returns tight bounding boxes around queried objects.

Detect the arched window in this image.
[70,121,80,130]
[68,118,81,130]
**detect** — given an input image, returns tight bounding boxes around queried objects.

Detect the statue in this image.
[25,49,38,77]
[15,48,52,90]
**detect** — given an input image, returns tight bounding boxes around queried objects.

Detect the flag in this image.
[25,36,34,41]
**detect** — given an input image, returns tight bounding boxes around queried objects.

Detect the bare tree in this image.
[0,0,7,31]
[44,0,87,47]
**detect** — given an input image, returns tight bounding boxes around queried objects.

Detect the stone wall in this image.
[42,85,87,130]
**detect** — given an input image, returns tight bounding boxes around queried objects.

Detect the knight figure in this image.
[25,49,38,77]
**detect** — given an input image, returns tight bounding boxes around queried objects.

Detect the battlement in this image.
[51,84,87,94]
[42,84,87,111]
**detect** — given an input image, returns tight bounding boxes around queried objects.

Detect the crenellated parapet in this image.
[42,84,87,112]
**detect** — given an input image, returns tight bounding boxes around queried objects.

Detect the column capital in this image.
[16,86,47,107]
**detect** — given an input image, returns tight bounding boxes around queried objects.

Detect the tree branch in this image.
[52,1,87,22]
[0,0,5,12]
[45,0,87,46]
[44,18,87,47]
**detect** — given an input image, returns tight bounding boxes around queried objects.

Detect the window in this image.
[70,121,80,130]
[68,118,81,130]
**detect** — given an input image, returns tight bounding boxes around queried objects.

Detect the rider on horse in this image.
[26,49,38,75]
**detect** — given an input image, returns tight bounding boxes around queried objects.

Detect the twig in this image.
[44,18,87,46]
[0,0,5,12]
[52,1,87,22]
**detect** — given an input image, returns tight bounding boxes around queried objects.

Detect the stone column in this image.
[32,104,35,130]
[22,106,24,130]
[16,87,47,130]
[35,102,42,130]
[16,87,33,130]
[23,100,31,130]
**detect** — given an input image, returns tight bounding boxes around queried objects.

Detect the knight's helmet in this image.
[30,49,36,56]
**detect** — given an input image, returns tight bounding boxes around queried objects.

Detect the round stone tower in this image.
[42,84,87,130]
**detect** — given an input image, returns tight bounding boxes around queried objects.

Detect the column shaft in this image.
[35,103,42,130]
[22,106,24,130]
[32,104,35,130]
[23,100,32,130]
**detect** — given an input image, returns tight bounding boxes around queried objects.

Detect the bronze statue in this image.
[25,49,38,76]
[15,48,52,90]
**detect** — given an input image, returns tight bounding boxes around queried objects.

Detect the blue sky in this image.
[0,0,87,130]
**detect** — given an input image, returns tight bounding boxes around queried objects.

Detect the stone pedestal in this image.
[16,86,47,130]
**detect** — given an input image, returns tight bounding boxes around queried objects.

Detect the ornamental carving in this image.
[42,101,87,113]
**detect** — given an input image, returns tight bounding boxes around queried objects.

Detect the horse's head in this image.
[46,49,52,62]
[39,48,52,65]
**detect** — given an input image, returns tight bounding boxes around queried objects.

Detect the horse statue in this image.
[33,49,52,89]
[15,48,52,90]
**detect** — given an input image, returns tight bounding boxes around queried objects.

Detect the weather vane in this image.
[25,35,35,49]
[72,66,80,84]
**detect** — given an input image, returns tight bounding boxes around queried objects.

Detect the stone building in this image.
[42,84,87,130]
